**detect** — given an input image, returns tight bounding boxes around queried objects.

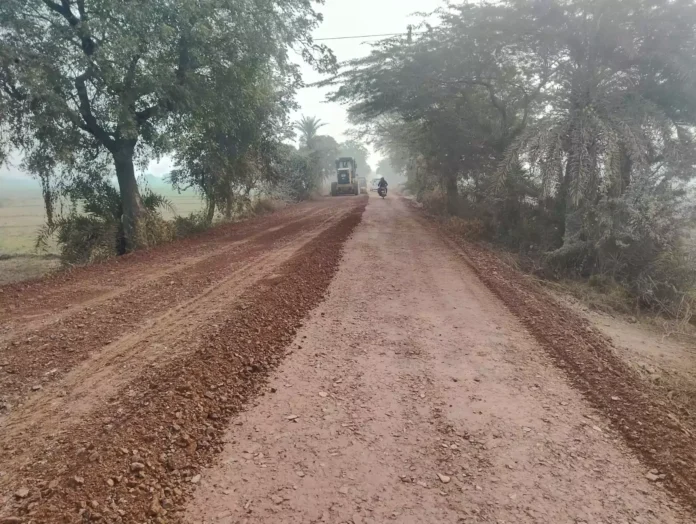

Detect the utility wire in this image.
[314,31,426,42]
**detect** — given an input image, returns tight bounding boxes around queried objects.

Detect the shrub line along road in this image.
[0,195,691,523]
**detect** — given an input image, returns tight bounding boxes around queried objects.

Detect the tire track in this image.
[0,218,342,489]
[0,204,353,413]
[0,199,366,523]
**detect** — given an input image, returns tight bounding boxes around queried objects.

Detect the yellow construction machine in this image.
[330,157,360,196]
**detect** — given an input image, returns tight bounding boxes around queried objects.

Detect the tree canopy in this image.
[0,0,333,249]
[295,116,327,148]
[326,0,696,315]
[375,157,404,184]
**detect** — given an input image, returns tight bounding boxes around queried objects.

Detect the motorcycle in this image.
[377,186,387,199]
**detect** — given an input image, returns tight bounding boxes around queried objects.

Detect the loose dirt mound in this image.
[0,201,365,523]
[0,214,326,409]
[434,221,696,512]
[0,202,336,326]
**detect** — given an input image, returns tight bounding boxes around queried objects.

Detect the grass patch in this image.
[0,192,204,256]
[0,254,61,285]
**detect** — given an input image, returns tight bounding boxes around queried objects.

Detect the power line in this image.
[314,31,426,42]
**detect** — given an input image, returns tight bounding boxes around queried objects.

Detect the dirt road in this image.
[184,197,686,524]
[0,198,364,521]
[0,195,692,523]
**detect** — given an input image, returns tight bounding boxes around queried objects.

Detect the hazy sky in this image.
[1,0,443,179]
[291,0,441,146]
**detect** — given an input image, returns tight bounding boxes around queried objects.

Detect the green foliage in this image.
[36,176,173,264]
[376,158,403,183]
[296,116,327,147]
[172,212,213,239]
[306,135,340,182]
[40,215,120,266]
[444,217,486,242]
[294,115,343,184]
[273,144,323,201]
[328,0,696,317]
[292,115,356,189]
[0,0,334,249]
[169,57,303,221]
[338,140,372,175]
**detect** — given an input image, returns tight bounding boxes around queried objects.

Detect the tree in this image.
[36,172,174,263]
[496,0,696,243]
[0,0,333,250]
[326,0,696,314]
[306,135,340,182]
[376,157,406,184]
[169,62,293,223]
[338,139,372,175]
[272,143,324,201]
[323,2,553,212]
[295,116,327,147]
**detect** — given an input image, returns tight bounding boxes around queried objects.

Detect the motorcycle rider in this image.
[377,177,388,195]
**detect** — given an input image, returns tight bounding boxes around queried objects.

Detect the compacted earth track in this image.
[0,195,693,523]
[0,197,365,522]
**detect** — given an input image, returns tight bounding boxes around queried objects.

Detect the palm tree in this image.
[295,116,326,147]
[497,0,696,246]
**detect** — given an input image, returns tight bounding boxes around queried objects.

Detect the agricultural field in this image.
[0,177,204,255]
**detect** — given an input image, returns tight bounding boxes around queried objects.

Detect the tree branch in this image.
[135,104,161,124]
[484,83,507,127]
[508,64,560,141]
[41,0,79,26]
[65,109,90,133]
[74,69,114,148]
[42,0,97,55]
[176,36,191,83]
[123,54,141,92]
[0,69,27,101]
[76,0,87,21]
[452,76,509,127]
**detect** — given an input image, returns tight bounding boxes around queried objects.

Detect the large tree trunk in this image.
[554,156,572,247]
[445,172,459,215]
[200,175,216,224]
[619,150,632,196]
[112,142,147,252]
[557,154,584,256]
[225,189,233,220]
[38,173,55,228]
[205,196,216,224]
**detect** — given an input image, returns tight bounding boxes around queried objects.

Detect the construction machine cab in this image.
[331,157,360,196]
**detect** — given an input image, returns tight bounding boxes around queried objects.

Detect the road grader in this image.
[330,157,360,196]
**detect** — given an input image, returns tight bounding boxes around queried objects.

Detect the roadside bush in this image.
[631,249,696,319]
[444,216,485,241]
[558,276,636,315]
[544,183,696,318]
[37,177,175,266]
[38,207,176,266]
[414,171,696,320]
[173,212,211,239]
[38,214,120,265]
[419,190,448,216]
[137,213,175,247]
[270,149,323,202]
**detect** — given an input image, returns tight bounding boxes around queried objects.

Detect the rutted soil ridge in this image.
[0,213,332,410]
[0,199,365,523]
[433,215,696,512]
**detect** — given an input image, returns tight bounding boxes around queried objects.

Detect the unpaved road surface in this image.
[185,198,687,524]
[0,196,693,523]
[0,198,364,522]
